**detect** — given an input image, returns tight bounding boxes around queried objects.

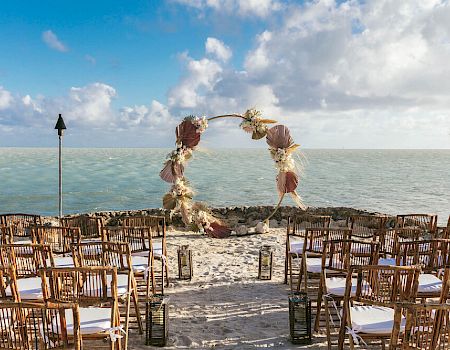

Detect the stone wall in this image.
[62,205,387,228]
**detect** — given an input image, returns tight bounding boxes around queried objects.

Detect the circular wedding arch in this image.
[159,109,306,238]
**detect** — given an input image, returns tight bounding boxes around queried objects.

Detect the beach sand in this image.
[128,228,332,349]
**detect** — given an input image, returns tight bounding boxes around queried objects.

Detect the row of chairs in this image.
[283,213,450,349]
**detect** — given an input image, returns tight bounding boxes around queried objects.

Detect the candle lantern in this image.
[177,245,193,280]
[146,294,169,346]
[258,245,273,280]
[289,292,312,344]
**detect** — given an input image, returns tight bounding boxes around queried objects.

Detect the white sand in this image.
[129,228,329,349]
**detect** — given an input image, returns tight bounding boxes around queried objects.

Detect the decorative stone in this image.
[236,225,248,236]
[255,221,269,234]
[269,219,279,228]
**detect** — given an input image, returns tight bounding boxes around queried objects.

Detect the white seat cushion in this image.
[83,274,129,297]
[418,273,442,294]
[132,241,163,258]
[8,277,43,300]
[51,256,75,268]
[326,277,356,297]
[378,257,396,266]
[349,306,405,334]
[289,239,304,254]
[63,307,112,335]
[131,256,149,274]
[306,257,322,273]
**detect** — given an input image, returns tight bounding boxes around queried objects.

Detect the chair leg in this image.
[324,297,331,350]
[132,280,143,334]
[314,283,323,332]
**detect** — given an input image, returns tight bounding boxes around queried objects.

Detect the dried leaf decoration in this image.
[162,193,176,210]
[176,120,200,148]
[205,222,232,238]
[266,125,294,149]
[252,129,267,140]
[159,161,184,183]
[277,171,299,194]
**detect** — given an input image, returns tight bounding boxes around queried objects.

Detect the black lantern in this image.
[258,245,273,280]
[146,294,169,346]
[289,292,312,344]
[177,245,193,280]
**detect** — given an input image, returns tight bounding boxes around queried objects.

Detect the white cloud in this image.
[171,0,281,18]
[42,30,68,52]
[0,87,12,110]
[205,37,232,62]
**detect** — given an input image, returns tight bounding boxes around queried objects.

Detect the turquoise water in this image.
[0,148,448,224]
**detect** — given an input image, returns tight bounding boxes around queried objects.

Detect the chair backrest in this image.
[322,239,379,273]
[72,241,132,273]
[390,302,450,350]
[379,228,422,257]
[60,215,103,239]
[32,226,81,255]
[0,213,42,237]
[0,225,12,244]
[396,214,438,234]
[103,226,152,254]
[347,215,386,239]
[304,228,351,255]
[41,266,118,306]
[347,265,420,307]
[0,243,53,278]
[122,215,166,238]
[287,214,331,237]
[395,239,446,272]
[0,301,81,350]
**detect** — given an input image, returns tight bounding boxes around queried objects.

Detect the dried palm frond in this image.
[266,125,294,149]
[176,120,201,148]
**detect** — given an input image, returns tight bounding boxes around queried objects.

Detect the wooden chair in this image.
[294,227,351,293]
[378,228,422,261]
[72,241,143,335]
[346,215,386,240]
[0,266,19,301]
[61,215,104,239]
[31,225,81,255]
[436,215,450,239]
[0,243,53,300]
[0,301,82,349]
[396,214,438,235]
[389,302,450,349]
[338,265,420,349]
[285,215,331,285]
[121,215,166,238]
[0,213,42,238]
[103,226,166,294]
[41,266,123,350]
[314,239,380,346]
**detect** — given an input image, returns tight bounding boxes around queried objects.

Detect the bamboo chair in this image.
[285,215,331,285]
[0,301,82,350]
[394,239,450,299]
[0,243,53,300]
[396,214,438,235]
[346,215,386,240]
[31,225,81,255]
[71,241,143,335]
[378,228,422,261]
[103,226,165,294]
[0,213,42,238]
[314,239,380,346]
[294,227,351,293]
[41,266,123,350]
[338,265,420,350]
[61,215,104,239]
[121,215,166,238]
[0,225,12,244]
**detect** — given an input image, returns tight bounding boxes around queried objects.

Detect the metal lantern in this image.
[258,245,273,280]
[289,292,312,344]
[146,294,169,347]
[177,245,193,280]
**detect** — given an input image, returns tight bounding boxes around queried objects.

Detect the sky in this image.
[0,0,449,149]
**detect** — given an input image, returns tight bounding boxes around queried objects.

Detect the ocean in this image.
[0,148,448,225]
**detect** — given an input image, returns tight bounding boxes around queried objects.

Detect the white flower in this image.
[193,116,208,134]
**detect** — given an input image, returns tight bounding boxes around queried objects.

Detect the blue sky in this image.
[0,0,449,148]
